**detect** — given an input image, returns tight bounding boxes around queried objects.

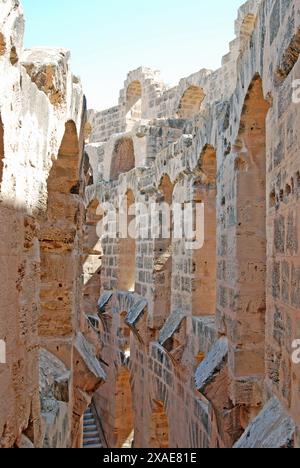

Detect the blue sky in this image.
[22,0,243,110]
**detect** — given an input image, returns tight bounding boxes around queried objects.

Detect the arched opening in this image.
[83,199,102,317]
[118,190,136,292]
[192,146,217,316]
[150,401,169,449]
[0,115,4,187]
[177,86,205,119]
[110,137,135,181]
[153,175,174,328]
[39,121,80,338]
[126,80,142,117]
[233,75,269,378]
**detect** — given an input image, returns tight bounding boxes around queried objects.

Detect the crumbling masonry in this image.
[0,0,300,449]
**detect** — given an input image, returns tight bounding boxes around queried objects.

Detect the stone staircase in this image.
[83,407,103,449]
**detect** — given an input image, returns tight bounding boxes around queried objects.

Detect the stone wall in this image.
[0,0,105,448]
[87,0,300,449]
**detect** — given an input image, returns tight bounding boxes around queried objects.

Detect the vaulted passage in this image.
[110,138,135,181]
[192,145,217,316]
[39,121,80,338]
[177,86,205,119]
[233,75,269,379]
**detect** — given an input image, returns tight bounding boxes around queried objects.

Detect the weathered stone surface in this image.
[234,398,296,449]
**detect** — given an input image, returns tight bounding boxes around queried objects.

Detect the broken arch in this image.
[177,86,205,119]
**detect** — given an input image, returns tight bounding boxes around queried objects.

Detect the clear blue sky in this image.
[22,0,243,110]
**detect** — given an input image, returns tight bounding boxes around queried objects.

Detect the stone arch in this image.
[177,86,205,119]
[110,137,135,181]
[153,175,174,328]
[118,190,136,292]
[126,80,142,114]
[83,199,103,317]
[39,120,80,338]
[232,74,270,381]
[192,145,217,316]
[0,114,4,188]
[150,400,169,448]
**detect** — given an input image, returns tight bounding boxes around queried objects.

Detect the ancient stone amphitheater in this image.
[0,0,299,449]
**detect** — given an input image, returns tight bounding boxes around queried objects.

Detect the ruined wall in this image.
[0,0,106,448]
[87,0,300,449]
